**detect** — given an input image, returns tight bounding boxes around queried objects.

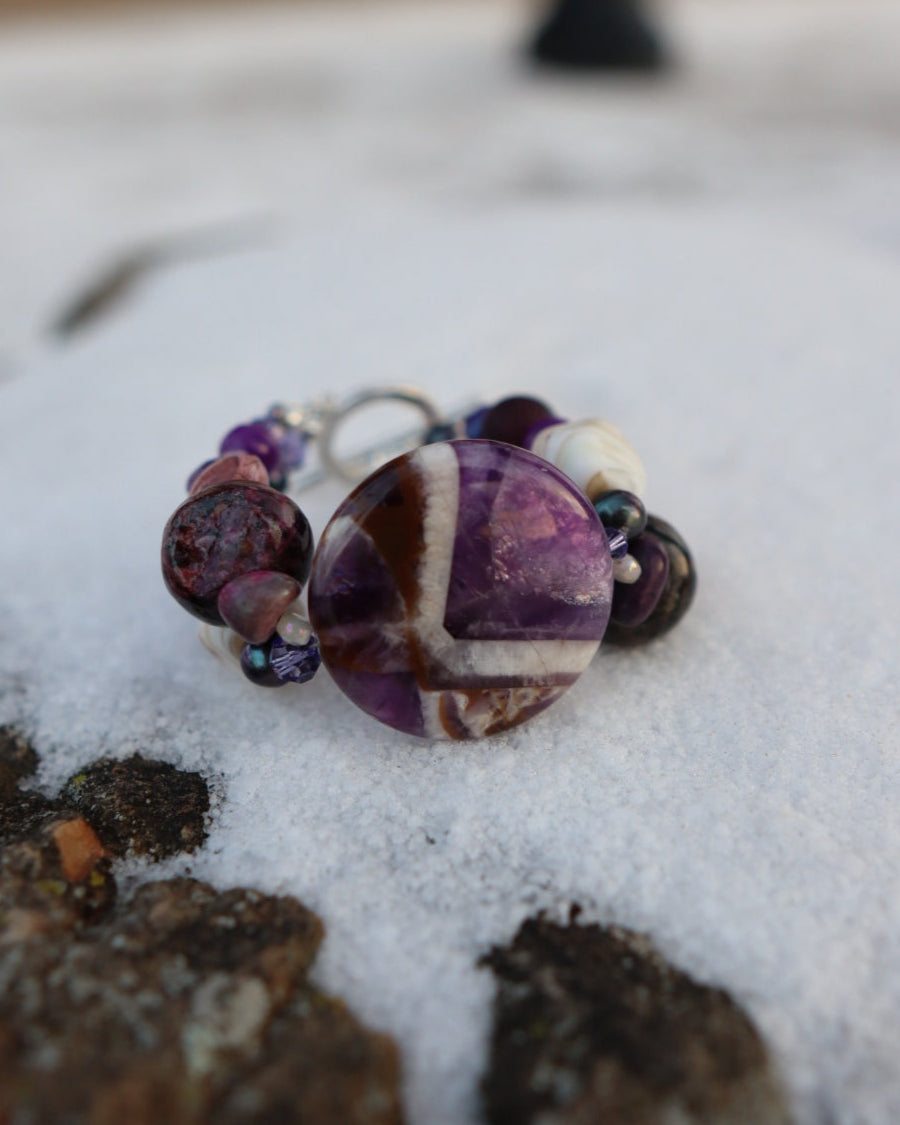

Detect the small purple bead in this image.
[269,635,322,685]
[186,459,216,493]
[605,527,629,559]
[220,421,281,475]
[522,415,565,451]
[464,406,490,438]
[273,425,307,471]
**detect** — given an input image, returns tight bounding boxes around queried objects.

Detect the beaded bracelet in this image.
[161,389,695,740]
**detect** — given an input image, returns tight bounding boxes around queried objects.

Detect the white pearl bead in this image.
[613,554,642,585]
[531,419,647,500]
[276,604,312,646]
[198,624,244,672]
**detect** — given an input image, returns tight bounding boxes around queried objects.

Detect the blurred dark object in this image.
[530,0,668,72]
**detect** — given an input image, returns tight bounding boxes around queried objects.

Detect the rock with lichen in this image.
[0,729,405,1125]
[480,910,793,1125]
[60,753,210,859]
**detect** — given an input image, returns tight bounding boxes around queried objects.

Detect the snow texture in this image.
[1,3,899,1124]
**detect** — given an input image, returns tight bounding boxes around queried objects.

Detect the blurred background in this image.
[2,0,899,374]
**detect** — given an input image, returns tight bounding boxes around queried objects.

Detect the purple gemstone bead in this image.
[604,516,696,646]
[186,459,216,493]
[479,396,555,448]
[609,531,670,628]
[269,635,322,685]
[464,405,490,438]
[161,482,313,625]
[220,421,281,476]
[522,415,565,451]
[308,440,613,740]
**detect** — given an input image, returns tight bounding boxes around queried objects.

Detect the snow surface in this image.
[1,3,899,1124]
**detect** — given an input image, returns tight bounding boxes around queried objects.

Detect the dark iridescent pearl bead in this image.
[161,482,313,625]
[592,489,647,539]
[609,532,669,627]
[220,421,281,476]
[240,639,285,687]
[479,396,555,449]
[604,515,696,645]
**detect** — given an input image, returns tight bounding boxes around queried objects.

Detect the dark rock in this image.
[0,874,404,1125]
[0,725,71,846]
[0,738,404,1124]
[480,910,792,1125]
[530,0,668,72]
[61,754,210,859]
[0,816,116,935]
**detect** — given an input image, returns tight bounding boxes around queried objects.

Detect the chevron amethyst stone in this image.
[307,440,613,740]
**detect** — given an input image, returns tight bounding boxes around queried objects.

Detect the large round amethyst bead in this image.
[308,440,613,740]
[161,482,313,624]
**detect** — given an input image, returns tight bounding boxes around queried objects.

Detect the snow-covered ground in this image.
[1,3,899,1123]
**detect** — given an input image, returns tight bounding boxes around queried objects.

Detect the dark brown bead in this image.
[603,514,696,645]
[161,482,313,625]
[479,396,555,448]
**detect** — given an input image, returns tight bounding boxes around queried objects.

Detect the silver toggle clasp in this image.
[272,386,449,490]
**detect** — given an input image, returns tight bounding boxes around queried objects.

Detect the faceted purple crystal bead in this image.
[479,396,555,449]
[308,439,613,740]
[609,530,669,628]
[605,526,629,560]
[220,421,281,476]
[269,635,321,685]
[161,482,313,625]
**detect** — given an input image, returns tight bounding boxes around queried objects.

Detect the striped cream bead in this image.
[530,419,647,500]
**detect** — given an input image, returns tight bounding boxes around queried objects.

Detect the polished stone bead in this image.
[217,570,302,645]
[479,396,555,449]
[604,515,696,645]
[308,440,613,740]
[188,452,270,495]
[240,639,285,688]
[609,530,669,627]
[220,421,281,475]
[269,635,321,685]
[161,482,313,625]
[592,489,647,539]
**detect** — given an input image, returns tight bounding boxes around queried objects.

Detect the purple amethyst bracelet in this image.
[161,390,695,740]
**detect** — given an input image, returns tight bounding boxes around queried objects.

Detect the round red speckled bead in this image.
[161,482,313,625]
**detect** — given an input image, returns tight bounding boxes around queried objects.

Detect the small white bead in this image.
[531,419,647,500]
[198,624,244,673]
[613,554,642,585]
[276,603,312,646]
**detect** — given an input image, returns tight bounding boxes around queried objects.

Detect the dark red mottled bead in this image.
[604,515,696,644]
[479,396,555,448]
[161,482,313,625]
